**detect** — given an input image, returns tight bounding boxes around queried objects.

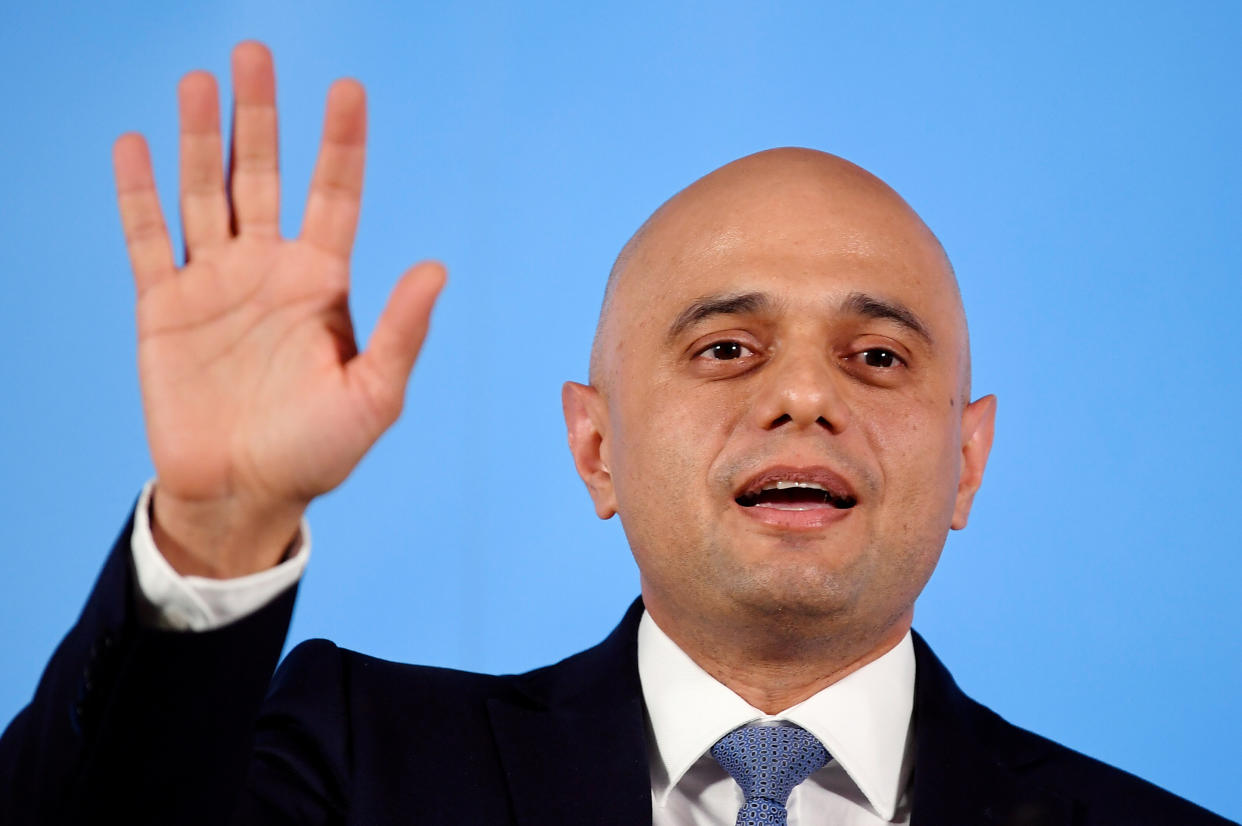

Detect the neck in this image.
[643,596,912,714]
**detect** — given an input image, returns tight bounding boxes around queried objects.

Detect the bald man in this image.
[0,43,1232,826]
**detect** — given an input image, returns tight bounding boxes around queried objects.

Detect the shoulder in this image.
[940,666,1234,824]
[272,637,526,708]
[977,702,1233,825]
[910,632,1235,825]
[247,641,537,819]
[256,640,526,787]
[271,597,646,713]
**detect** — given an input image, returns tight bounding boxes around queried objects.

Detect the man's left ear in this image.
[561,381,617,520]
[951,394,997,530]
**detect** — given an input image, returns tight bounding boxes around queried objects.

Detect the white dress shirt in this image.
[640,612,914,825]
[131,481,915,823]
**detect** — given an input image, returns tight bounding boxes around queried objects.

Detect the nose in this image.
[751,346,851,434]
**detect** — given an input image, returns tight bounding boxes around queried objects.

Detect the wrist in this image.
[150,486,306,579]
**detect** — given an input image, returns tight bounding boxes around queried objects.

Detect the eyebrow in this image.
[665,288,933,345]
[840,291,934,345]
[666,291,775,341]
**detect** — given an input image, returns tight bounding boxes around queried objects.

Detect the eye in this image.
[697,341,754,361]
[857,348,903,368]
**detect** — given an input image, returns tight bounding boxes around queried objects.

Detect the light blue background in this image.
[1,2,1238,820]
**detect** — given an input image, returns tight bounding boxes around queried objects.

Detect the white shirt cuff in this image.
[130,480,310,631]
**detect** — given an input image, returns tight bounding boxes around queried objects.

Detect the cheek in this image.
[611,378,739,522]
[610,401,714,580]
[855,394,961,520]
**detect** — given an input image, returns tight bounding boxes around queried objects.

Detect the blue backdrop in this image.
[1,2,1238,820]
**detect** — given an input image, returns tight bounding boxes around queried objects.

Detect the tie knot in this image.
[711,723,829,807]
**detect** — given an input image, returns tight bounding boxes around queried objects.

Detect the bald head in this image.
[590,147,969,400]
[562,148,997,678]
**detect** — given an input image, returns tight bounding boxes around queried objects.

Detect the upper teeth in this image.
[763,481,828,492]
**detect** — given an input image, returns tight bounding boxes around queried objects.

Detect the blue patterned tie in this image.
[711,722,830,826]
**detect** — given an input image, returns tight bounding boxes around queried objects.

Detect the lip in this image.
[734,464,858,501]
[732,464,858,532]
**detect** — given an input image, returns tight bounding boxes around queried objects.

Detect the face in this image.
[564,149,995,651]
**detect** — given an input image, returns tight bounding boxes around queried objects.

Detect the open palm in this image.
[113,42,444,576]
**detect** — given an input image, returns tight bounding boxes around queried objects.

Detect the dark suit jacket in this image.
[1,514,1234,825]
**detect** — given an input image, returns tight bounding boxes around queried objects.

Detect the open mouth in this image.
[734,470,858,512]
[736,481,857,510]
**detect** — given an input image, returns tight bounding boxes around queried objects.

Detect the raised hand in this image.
[112,42,445,578]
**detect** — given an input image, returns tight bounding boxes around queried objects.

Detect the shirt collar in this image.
[637,610,915,820]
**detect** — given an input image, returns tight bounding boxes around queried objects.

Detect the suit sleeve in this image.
[0,509,309,825]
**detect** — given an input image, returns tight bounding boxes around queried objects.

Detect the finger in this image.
[228,41,280,237]
[299,79,367,259]
[178,71,229,256]
[113,133,176,295]
[348,261,447,426]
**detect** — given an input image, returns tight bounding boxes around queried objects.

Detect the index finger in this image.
[299,78,367,259]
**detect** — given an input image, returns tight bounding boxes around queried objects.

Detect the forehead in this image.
[615,173,960,336]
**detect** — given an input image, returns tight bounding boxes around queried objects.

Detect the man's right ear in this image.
[561,381,617,519]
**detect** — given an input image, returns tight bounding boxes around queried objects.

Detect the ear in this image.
[951,394,997,530]
[561,381,617,520]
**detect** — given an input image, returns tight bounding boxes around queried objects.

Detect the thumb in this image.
[350,260,447,417]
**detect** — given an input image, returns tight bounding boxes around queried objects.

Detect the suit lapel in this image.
[909,632,1074,826]
[487,610,1079,826]
[487,599,652,826]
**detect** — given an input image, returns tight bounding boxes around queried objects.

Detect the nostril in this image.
[816,416,832,430]
[768,413,792,428]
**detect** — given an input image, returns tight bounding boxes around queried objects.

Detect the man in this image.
[0,41,1232,825]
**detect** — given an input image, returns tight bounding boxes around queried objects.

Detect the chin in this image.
[716,553,866,623]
